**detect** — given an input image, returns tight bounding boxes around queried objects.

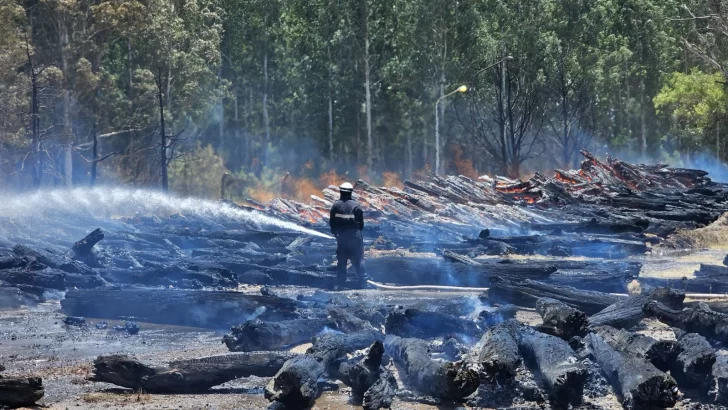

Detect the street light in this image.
[470,55,514,85]
[435,85,468,176]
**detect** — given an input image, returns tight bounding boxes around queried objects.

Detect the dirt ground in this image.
[3,249,728,410]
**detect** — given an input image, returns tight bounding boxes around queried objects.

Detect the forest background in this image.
[1,0,727,201]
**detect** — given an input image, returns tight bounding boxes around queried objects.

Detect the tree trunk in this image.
[27,45,41,188]
[234,85,240,161]
[90,125,98,186]
[158,68,168,191]
[640,78,647,158]
[437,55,446,176]
[406,119,413,179]
[328,44,334,164]
[499,54,508,175]
[60,21,73,187]
[127,38,133,107]
[263,48,270,166]
[218,67,224,153]
[362,0,373,171]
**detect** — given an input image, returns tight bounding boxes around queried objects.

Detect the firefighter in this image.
[329,182,368,289]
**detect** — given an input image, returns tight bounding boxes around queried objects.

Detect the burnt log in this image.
[384,335,479,401]
[341,341,385,401]
[265,330,382,409]
[672,332,716,388]
[644,301,728,344]
[71,228,104,257]
[384,308,481,340]
[487,277,621,315]
[529,219,645,235]
[0,377,44,408]
[536,297,588,339]
[12,244,92,275]
[61,288,299,329]
[363,367,397,410]
[713,354,728,404]
[588,287,685,330]
[364,257,555,287]
[89,352,296,393]
[638,275,728,294]
[223,319,332,352]
[477,319,521,381]
[478,304,519,327]
[593,326,677,371]
[585,332,678,409]
[0,269,66,290]
[588,294,649,330]
[516,325,587,406]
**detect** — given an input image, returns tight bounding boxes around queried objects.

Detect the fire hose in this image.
[366,280,728,299]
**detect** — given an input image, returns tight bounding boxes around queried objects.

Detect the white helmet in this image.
[339,182,354,192]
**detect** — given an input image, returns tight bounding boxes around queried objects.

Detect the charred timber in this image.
[223,319,333,352]
[363,368,397,410]
[672,332,716,388]
[384,308,481,340]
[364,257,555,287]
[71,228,104,258]
[593,326,677,372]
[384,335,479,401]
[536,297,588,339]
[478,304,519,327]
[477,319,521,381]
[585,332,678,409]
[644,301,728,344]
[61,288,299,329]
[265,330,382,409]
[0,377,44,408]
[89,352,296,393]
[487,277,622,315]
[713,354,728,404]
[338,341,386,403]
[588,294,649,330]
[516,325,587,406]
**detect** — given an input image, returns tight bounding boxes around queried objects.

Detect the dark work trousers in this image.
[336,235,366,285]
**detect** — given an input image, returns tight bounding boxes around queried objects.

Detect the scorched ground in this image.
[3,152,728,409]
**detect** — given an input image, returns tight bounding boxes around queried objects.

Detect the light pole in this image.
[470,55,514,85]
[435,84,467,176]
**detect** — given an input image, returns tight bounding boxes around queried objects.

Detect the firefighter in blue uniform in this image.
[329,182,368,289]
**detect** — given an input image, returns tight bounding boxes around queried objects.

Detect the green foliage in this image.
[1,0,726,192]
[654,71,726,127]
[169,143,228,198]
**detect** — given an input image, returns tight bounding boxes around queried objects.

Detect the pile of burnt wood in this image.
[84,282,728,409]
[248,150,728,244]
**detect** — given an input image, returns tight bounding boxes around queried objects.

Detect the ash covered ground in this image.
[4,152,728,409]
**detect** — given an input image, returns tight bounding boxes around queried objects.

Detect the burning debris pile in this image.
[253,150,725,242]
[3,152,728,409]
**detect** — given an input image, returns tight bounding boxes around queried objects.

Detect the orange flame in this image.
[382,172,403,188]
[451,144,479,179]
